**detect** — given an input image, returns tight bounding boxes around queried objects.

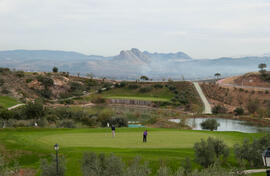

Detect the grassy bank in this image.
[0,128,264,175]
[0,96,20,108]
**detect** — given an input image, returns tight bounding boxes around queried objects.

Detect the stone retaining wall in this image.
[109,99,152,106]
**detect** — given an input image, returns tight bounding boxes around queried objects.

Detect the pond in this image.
[169,118,270,133]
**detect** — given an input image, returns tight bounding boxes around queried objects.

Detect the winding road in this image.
[193,82,212,114]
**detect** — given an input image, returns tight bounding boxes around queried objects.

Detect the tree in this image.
[24,101,45,120]
[194,137,229,167]
[234,135,270,167]
[214,73,221,80]
[41,155,65,176]
[258,63,267,74]
[212,105,227,114]
[246,99,260,114]
[52,67,58,73]
[86,73,94,79]
[234,107,244,116]
[125,157,151,176]
[200,119,220,131]
[140,76,149,81]
[82,153,124,176]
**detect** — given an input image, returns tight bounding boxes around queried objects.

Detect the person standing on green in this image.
[143,130,147,142]
[111,125,116,137]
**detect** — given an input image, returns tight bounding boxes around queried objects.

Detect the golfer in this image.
[111,125,116,137]
[143,130,147,142]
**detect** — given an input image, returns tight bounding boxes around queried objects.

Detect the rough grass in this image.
[105,96,170,102]
[102,86,174,101]
[0,96,20,108]
[0,128,264,176]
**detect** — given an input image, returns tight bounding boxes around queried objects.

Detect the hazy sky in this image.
[0,0,270,58]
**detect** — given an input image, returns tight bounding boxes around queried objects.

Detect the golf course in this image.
[0,128,264,175]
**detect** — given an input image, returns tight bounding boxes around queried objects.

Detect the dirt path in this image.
[7,104,25,110]
[193,82,212,114]
[243,169,266,174]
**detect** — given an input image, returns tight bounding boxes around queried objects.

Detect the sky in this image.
[0,0,270,59]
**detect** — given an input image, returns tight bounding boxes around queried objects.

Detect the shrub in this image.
[52,66,58,73]
[194,137,229,167]
[154,84,163,88]
[200,119,220,131]
[59,120,76,128]
[40,155,65,176]
[234,107,244,116]
[24,101,45,119]
[157,166,172,176]
[15,71,24,77]
[0,79,4,86]
[266,90,269,94]
[82,153,124,176]
[128,84,140,89]
[246,99,260,114]
[26,78,33,83]
[212,105,227,114]
[91,96,106,104]
[234,135,270,167]
[1,88,9,94]
[37,75,54,87]
[139,87,152,93]
[109,117,128,127]
[125,156,151,176]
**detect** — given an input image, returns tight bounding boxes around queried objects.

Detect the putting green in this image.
[37,131,234,148]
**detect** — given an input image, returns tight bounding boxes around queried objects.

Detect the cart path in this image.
[7,104,25,110]
[193,82,212,114]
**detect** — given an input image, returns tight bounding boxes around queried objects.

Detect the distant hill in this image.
[0,49,270,80]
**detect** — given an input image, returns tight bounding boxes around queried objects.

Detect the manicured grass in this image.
[0,96,20,108]
[105,96,170,102]
[0,128,264,176]
[101,86,174,101]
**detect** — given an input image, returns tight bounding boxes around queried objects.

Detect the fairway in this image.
[105,96,170,102]
[38,131,219,148]
[0,128,264,176]
[0,96,20,108]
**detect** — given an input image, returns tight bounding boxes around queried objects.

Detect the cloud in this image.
[0,0,270,58]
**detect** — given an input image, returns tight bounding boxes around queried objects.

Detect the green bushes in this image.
[246,99,260,114]
[0,79,4,86]
[200,119,220,131]
[40,155,65,176]
[37,75,54,87]
[234,134,270,167]
[139,87,152,93]
[212,105,227,114]
[82,153,124,176]
[193,137,229,167]
[128,84,140,89]
[234,107,244,116]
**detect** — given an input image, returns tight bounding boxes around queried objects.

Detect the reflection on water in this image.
[169,118,270,133]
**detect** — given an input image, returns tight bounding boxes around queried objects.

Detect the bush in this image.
[109,117,128,127]
[82,153,124,176]
[246,99,260,114]
[52,66,58,73]
[37,75,54,87]
[212,105,227,114]
[15,71,24,77]
[234,107,244,116]
[194,137,229,167]
[200,119,220,131]
[125,156,151,176]
[234,135,270,167]
[91,96,106,104]
[59,120,76,128]
[139,87,152,93]
[40,155,65,176]
[24,101,45,119]
[1,88,9,94]
[0,79,4,86]
[26,78,33,83]
[154,84,163,89]
[128,84,140,89]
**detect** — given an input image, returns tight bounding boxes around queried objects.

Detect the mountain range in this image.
[0,48,270,80]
